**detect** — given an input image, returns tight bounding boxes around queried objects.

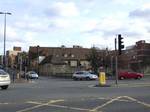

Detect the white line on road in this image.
[0,102,9,105]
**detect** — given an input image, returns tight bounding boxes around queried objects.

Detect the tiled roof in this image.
[29,46,91,60]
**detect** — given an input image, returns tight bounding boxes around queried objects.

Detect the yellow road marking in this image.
[16,99,64,112]
[97,97,130,102]
[16,96,150,112]
[123,96,150,108]
[91,96,150,111]
[27,101,97,112]
[91,96,122,111]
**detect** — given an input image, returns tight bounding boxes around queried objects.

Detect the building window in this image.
[56,54,59,57]
[64,54,68,57]
[71,54,75,58]
[70,61,77,67]
[132,56,136,59]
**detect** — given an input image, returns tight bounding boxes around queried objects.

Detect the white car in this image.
[72,71,98,80]
[26,71,38,79]
[0,69,11,90]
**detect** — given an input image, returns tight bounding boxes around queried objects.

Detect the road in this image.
[0,76,150,112]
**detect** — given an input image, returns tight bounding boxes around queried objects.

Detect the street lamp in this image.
[0,12,12,69]
[37,45,40,75]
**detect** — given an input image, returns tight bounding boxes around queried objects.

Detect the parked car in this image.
[0,65,3,69]
[72,71,98,80]
[20,71,25,78]
[26,71,38,79]
[118,71,144,80]
[0,69,11,90]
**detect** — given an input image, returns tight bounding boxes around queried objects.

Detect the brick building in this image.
[6,47,22,68]
[28,45,110,75]
[124,40,150,72]
[28,40,150,75]
[28,46,92,75]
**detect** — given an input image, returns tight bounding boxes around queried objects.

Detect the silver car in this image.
[72,71,98,80]
[0,69,11,90]
[26,71,38,79]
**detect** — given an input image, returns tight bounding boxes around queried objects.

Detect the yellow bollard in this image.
[99,72,106,85]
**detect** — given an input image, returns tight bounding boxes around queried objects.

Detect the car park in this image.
[26,71,39,79]
[0,69,11,90]
[72,71,98,80]
[118,71,144,80]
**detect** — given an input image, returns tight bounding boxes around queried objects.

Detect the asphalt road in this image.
[0,76,150,112]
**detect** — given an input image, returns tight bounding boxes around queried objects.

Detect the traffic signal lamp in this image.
[118,34,124,55]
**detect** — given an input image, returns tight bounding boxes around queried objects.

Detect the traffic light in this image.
[118,34,124,55]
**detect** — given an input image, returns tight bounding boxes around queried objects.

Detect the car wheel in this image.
[86,77,90,80]
[136,76,141,80]
[1,85,8,90]
[120,76,124,80]
[73,77,78,81]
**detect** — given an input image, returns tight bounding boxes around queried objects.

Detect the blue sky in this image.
[0,0,150,54]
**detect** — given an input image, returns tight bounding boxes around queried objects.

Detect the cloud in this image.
[80,19,100,34]
[80,14,148,44]
[129,9,150,19]
[112,0,134,5]
[129,3,150,20]
[102,27,143,38]
[3,26,26,43]
[128,3,150,35]
[81,17,123,35]
[13,14,49,33]
[49,19,72,30]
[45,2,79,18]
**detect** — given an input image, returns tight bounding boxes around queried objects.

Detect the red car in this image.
[118,71,144,80]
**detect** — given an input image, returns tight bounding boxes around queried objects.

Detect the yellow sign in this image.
[99,72,106,85]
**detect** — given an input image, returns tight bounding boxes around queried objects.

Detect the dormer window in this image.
[71,54,75,58]
[64,54,68,57]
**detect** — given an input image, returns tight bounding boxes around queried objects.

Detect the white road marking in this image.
[0,102,9,105]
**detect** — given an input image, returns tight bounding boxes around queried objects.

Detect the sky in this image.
[0,0,150,54]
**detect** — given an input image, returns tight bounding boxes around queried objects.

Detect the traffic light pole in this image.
[115,38,118,85]
[118,34,124,55]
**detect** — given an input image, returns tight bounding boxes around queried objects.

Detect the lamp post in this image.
[0,12,11,69]
[37,45,39,75]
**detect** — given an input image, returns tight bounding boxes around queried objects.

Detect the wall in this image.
[40,64,76,77]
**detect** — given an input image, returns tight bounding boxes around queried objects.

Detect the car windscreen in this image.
[75,72,84,74]
[30,71,36,74]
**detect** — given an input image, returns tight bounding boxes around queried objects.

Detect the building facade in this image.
[124,40,150,72]
[6,47,22,68]
[29,46,92,75]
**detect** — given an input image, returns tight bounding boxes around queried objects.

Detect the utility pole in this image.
[115,38,118,85]
[19,54,22,79]
[37,45,39,75]
[0,12,11,70]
